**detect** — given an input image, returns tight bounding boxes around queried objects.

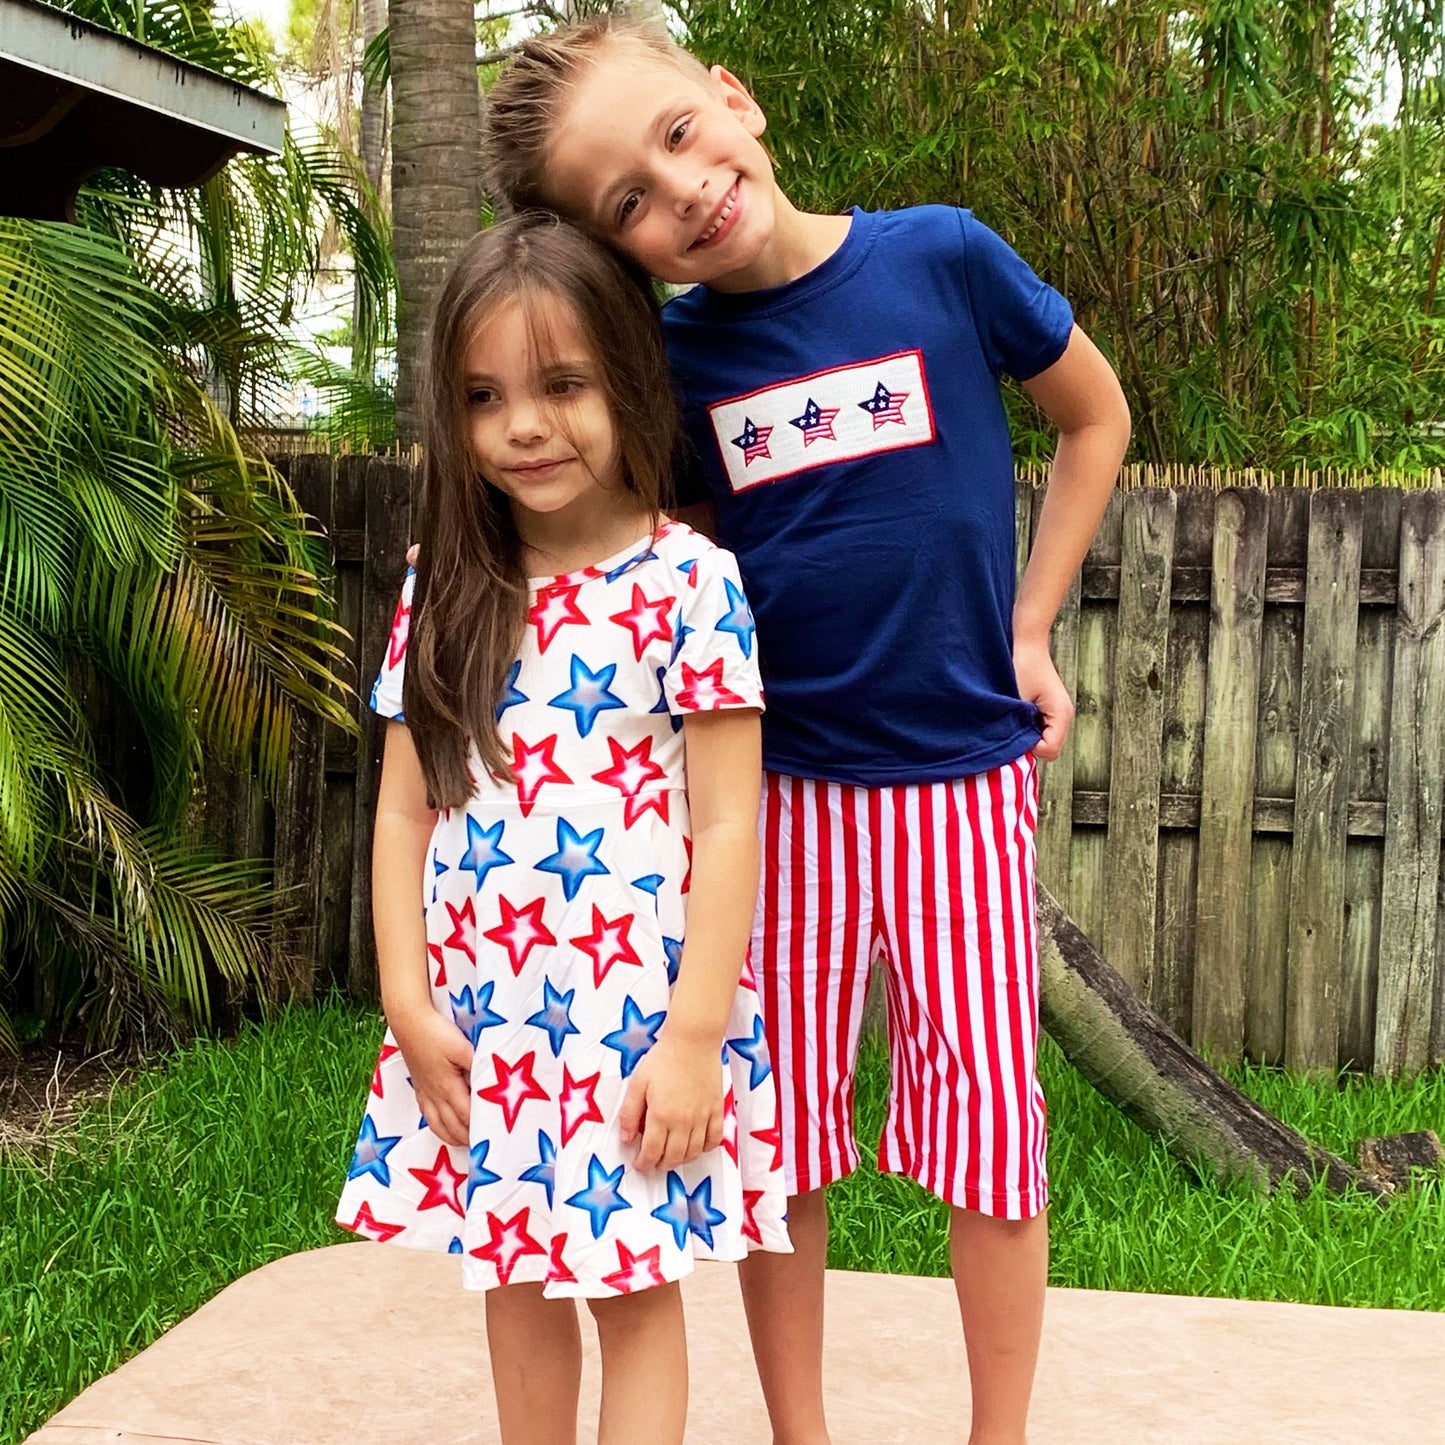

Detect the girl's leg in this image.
[950,1206,1048,1445]
[586,1280,688,1445]
[486,1283,583,1445]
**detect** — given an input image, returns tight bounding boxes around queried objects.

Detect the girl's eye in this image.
[467,388,496,406]
[618,191,641,226]
[667,119,689,149]
[547,377,584,396]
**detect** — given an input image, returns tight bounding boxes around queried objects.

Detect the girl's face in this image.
[462,290,623,529]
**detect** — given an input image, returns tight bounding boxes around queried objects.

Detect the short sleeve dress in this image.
[335,521,792,1296]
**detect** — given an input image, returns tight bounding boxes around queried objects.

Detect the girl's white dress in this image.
[335,521,792,1295]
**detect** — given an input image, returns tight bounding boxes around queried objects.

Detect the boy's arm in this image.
[1016,324,1131,759]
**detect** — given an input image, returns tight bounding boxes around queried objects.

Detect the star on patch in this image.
[601,995,665,1078]
[570,905,646,987]
[510,733,572,817]
[458,817,515,894]
[536,817,610,902]
[476,1050,550,1132]
[495,659,529,721]
[602,1240,668,1293]
[468,1139,502,1205]
[591,735,669,828]
[482,895,557,976]
[347,1115,402,1186]
[858,381,909,428]
[528,584,588,653]
[789,396,840,447]
[470,1207,546,1285]
[727,1016,772,1089]
[609,583,674,660]
[559,1063,605,1145]
[519,1129,558,1207]
[675,658,747,711]
[525,977,581,1057]
[340,1198,406,1242]
[714,577,756,658]
[409,1145,467,1216]
[651,1171,728,1250]
[549,654,627,737]
[731,417,773,465]
[565,1153,632,1239]
[450,979,506,1046]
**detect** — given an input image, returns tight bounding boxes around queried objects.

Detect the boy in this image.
[484,17,1131,1444]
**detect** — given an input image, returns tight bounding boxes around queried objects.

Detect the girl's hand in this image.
[389,1005,474,1149]
[618,1033,724,1172]
[1013,636,1074,762]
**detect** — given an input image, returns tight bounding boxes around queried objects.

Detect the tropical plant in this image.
[0,0,395,1048]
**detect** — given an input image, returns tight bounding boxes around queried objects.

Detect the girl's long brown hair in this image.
[403,212,677,809]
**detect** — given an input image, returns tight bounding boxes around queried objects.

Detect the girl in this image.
[334,213,791,1445]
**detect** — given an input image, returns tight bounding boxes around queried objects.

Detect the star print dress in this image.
[335,521,792,1297]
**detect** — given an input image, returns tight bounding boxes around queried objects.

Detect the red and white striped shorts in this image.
[751,756,1047,1219]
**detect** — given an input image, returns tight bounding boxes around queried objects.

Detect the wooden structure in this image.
[265,455,1445,1078]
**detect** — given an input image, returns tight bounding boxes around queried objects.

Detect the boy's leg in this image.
[951,1207,1048,1445]
[737,1185,831,1444]
[587,1281,688,1445]
[485,1283,582,1445]
[740,772,875,1445]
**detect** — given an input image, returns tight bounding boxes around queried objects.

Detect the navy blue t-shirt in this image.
[663,205,1073,786]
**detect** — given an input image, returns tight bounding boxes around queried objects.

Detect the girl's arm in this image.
[619,706,762,1172]
[373,720,474,1147]
[1016,324,1131,759]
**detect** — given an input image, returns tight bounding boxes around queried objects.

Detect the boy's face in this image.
[544,50,779,289]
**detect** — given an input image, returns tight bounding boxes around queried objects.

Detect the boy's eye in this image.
[617,191,641,226]
[667,118,689,149]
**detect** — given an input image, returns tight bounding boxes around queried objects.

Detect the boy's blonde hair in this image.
[485,13,712,217]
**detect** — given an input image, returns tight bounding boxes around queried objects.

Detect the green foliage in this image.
[0,0,393,1047]
[675,0,1445,469]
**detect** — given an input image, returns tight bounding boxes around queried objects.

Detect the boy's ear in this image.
[710,64,768,137]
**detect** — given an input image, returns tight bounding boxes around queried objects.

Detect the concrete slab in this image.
[24,1242,1445,1444]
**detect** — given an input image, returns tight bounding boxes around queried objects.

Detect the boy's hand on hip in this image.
[389,1005,474,1149]
[618,1034,725,1173]
[1014,637,1074,761]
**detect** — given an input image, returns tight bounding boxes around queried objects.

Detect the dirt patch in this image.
[0,1040,137,1152]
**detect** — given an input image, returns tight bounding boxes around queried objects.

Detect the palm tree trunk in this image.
[352,0,389,380]
[389,0,482,446]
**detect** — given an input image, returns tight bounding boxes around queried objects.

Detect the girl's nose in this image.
[506,396,547,443]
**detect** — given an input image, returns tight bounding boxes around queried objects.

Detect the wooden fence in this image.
[266,455,1445,1077]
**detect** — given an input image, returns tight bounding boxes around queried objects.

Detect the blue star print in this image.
[606,547,657,582]
[450,981,506,1047]
[548,654,626,737]
[632,874,664,900]
[601,995,666,1078]
[726,1015,772,1089]
[458,817,514,894]
[519,1130,558,1207]
[494,659,529,721]
[651,1172,728,1250]
[662,936,684,986]
[468,1139,502,1206]
[565,1154,632,1239]
[715,577,756,659]
[535,818,610,902]
[526,978,581,1058]
[347,1115,402,1186]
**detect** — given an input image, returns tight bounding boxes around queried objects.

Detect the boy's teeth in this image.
[700,197,734,243]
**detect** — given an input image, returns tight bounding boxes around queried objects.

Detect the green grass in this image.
[3,1000,1443,1445]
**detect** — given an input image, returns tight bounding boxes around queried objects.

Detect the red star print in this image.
[547,1231,578,1286]
[470,1207,547,1286]
[681,834,692,894]
[570,905,645,988]
[510,733,572,817]
[608,583,674,660]
[442,897,475,965]
[427,942,447,988]
[738,954,757,991]
[721,1085,739,1164]
[559,1063,605,1145]
[602,1240,669,1294]
[476,1050,550,1132]
[483,895,557,976]
[386,589,411,668]
[340,1199,406,1242]
[750,1121,784,1173]
[408,1145,467,1216]
[741,1190,765,1245]
[528,584,589,653]
[591,735,669,828]
[675,658,746,711]
[370,1042,400,1099]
